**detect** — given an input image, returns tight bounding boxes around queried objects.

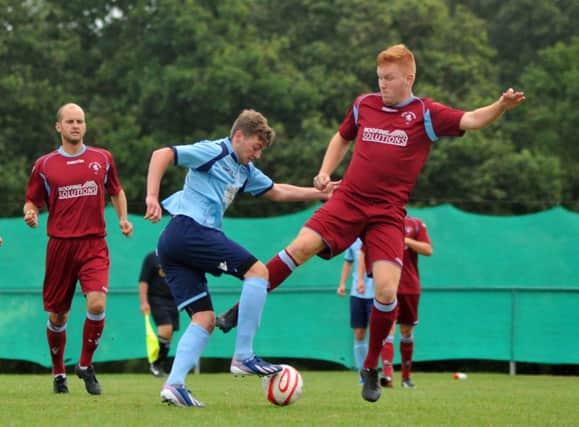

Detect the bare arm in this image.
[314,132,351,191]
[337,260,352,296]
[139,281,151,314]
[264,182,335,202]
[110,189,133,237]
[404,237,433,256]
[22,201,40,228]
[460,88,525,131]
[144,148,175,223]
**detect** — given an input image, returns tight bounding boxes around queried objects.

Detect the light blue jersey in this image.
[162,137,274,229]
[343,238,374,299]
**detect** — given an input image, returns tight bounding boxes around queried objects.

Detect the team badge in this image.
[88,161,102,174]
[401,111,416,123]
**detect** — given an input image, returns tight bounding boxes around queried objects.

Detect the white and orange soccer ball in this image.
[261,364,303,406]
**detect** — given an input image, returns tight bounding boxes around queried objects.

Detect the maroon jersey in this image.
[398,216,431,295]
[338,93,464,207]
[25,145,122,238]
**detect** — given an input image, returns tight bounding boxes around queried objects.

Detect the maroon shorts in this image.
[397,293,420,325]
[43,238,110,313]
[304,190,406,269]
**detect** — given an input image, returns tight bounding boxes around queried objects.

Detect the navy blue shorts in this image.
[350,296,373,329]
[157,215,258,311]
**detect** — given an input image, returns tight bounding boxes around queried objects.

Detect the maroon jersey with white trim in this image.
[338,93,464,206]
[25,145,122,238]
[398,216,431,295]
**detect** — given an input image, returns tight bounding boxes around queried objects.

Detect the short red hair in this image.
[376,44,416,77]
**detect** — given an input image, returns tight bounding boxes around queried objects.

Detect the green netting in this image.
[1,205,578,367]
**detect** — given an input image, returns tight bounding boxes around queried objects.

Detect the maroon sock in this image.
[47,322,67,376]
[381,339,394,378]
[266,250,298,292]
[79,316,105,367]
[364,303,397,369]
[401,339,414,379]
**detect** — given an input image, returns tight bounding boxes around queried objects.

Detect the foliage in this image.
[0,0,576,217]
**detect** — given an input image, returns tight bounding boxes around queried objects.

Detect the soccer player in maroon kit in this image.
[23,103,133,395]
[216,43,525,402]
[380,216,432,389]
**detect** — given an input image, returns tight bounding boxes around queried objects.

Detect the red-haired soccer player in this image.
[380,216,432,389]
[217,43,525,402]
[24,103,133,395]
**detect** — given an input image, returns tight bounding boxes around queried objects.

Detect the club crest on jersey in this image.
[401,111,416,123]
[88,161,102,174]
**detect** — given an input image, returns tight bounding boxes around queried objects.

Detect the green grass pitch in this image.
[1,371,578,426]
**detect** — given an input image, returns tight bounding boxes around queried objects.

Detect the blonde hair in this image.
[376,44,416,77]
[230,109,275,147]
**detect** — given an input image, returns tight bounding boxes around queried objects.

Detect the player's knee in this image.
[184,296,215,333]
[245,260,268,280]
[374,287,397,304]
[49,312,68,326]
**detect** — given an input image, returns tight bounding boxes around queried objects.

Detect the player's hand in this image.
[337,285,346,296]
[144,196,162,223]
[356,282,366,294]
[120,219,133,237]
[499,88,525,111]
[24,209,38,228]
[313,173,331,192]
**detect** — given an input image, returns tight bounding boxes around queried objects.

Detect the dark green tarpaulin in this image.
[1,205,578,367]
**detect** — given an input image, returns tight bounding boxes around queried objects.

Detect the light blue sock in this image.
[166,323,209,385]
[234,277,268,361]
[354,339,367,371]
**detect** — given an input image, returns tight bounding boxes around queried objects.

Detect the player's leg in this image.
[398,294,419,388]
[380,322,396,388]
[149,297,178,377]
[43,238,78,394]
[216,197,364,333]
[351,297,368,373]
[76,238,110,395]
[360,261,400,402]
[156,218,212,406]
[230,259,283,376]
[216,227,326,333]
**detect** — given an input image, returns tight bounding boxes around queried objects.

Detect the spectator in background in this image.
[23,103,133,395]
[139,250,179,377]
[380,216,432,389]
[337,238,374,381]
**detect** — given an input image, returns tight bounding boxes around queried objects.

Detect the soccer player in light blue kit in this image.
[336,238,374,380]
[144,109,335,407]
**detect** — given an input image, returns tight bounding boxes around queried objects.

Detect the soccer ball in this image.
[261,364,303,406]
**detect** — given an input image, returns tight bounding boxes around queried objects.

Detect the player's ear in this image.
[55,121,62,133]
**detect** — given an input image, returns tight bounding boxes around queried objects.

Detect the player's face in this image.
[377,63,413,106]
[55,106,86,145]
[235,133,265,165]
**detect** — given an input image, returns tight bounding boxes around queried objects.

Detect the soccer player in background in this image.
[139,250,179,377]
[144,109,336,407]
[216,44,525,402]
[23,103,133,395]
[336,238,374,380]
[380,215,432,389]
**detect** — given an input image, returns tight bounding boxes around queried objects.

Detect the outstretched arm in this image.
[460,88,525,131]
[111,189,133,237]
[264,182,336,202]
[313,132,351,191]
[144,148,175,223]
